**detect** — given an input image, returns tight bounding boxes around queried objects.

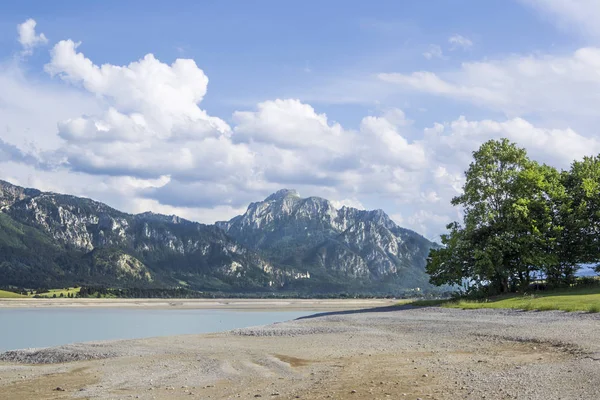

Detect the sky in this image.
[2,0,600,240]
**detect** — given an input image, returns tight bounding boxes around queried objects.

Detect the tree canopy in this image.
[426,139,600,294]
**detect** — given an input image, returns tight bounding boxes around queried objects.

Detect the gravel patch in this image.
[229,322,352,337]
[0,343,118,364]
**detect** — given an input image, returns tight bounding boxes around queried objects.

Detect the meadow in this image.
[0,287,81,298]
[413,286,600,313]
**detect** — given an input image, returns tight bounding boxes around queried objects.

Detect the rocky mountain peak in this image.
[264,189,300,202]
[135,211,187,225]
[217,189,436,288]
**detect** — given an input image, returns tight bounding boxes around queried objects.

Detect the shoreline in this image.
[0,297,400,311]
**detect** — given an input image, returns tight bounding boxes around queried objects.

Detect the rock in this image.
[54,387,66,391]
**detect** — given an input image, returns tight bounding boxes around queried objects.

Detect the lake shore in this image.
[0,298,399,311]
[1,306,599,399]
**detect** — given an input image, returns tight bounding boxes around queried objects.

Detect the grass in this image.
[32,287,81,298]
[412,286,600,313]
[0,289,26,298]
[0,287,82,298]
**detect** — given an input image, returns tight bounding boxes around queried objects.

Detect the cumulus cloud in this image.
[43,40,244,181]
[359,114,426,170]
[233,99,345,150]
[448,34,473,50]
[17,19,48,54]
[46,40,230,137]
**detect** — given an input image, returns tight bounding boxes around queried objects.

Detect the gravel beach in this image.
[1,305,598,399]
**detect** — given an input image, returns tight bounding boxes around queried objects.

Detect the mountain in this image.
[0,180,295,291]
[216,189,437,292]
[0,181,437,294]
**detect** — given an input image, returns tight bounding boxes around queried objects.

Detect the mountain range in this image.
[0,181,438,294]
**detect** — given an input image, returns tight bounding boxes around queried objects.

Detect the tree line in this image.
[75,286,445,299]
[426,139,600,295]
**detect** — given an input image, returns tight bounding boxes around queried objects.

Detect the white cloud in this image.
[330,198,365,210]
[17,19,48,54]
[379,47,600,120]
[233,99,345,150]
[359,113,427,170]
[448,34,473,50]
[521,0,600,39]
[438,116,600,168]
[42,39,244,183]
[379,71,502,105]
[406,210,452,237]
[45,40,230,137]
[423,44,443,59]
[0,61,100,151]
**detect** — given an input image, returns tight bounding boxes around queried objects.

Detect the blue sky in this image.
[0,0,575,121]
[1,0,600,239]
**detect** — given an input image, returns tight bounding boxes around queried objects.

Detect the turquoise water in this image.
[0,308,313,352]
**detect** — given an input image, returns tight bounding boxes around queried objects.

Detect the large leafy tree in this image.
[456,139,537,292]
[427,139,574,294]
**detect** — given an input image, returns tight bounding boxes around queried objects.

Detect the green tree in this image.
[530,165,580,286]
[427,221,476,291]
[563,156,600,265]
[427,139,572,294]
[456,139,536,292]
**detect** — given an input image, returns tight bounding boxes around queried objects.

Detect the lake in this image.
[0,308,314,352]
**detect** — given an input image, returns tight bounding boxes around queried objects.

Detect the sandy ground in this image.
[0,305,599,400]
[0,298,398,311]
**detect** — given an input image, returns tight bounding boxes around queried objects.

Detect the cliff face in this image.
[0,181,436,293]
